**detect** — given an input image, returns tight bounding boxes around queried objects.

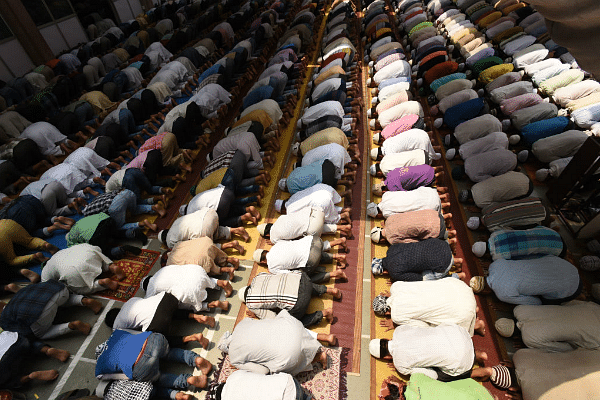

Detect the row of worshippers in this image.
[428,1,600,397]
[198,1,366,398]
[91,0,329,399]
[0,0,297,396]
[362,1,505,398]
[0,0,285,290]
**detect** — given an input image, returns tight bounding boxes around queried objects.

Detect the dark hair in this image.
[104,308,121,328]
[160,229,169,244]
[263,223,272,237]
[380,339,390,358]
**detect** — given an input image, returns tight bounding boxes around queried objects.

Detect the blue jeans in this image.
[107,189,152,231]
[132,333,197,396]
[122,168,162,201]
[422,258,453,281]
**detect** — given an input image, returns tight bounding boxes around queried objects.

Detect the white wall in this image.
[113,0,144,23]
[0,38,35,80]
[40,16,88,56]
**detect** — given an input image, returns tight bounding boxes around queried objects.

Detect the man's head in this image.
[369,338,391,359]
[158,229,169,245]
[274,199,286,213]
[366,202,380,218]
[257,223,273,237]
[370,147,383,160]
[278,179,288,191]
[370,226,383,243]
[104,308,121,328]
[372,294,390,316]
[372,182,385,196]
[369,163,382,177]
[253,249,267,264]
[238,286,249,302]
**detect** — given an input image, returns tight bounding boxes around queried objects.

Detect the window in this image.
[22,0,75,26]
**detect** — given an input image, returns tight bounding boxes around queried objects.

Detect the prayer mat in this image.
[210,347,348,400]
[96,249,160,301]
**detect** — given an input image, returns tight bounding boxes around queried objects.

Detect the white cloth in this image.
[112,293,169,331]
[378,187,442,218]
[221,370,297,400]
[41,244,112,294]
[300,143,351,179]
[228,310,321,375]
[240,99,283,123]
[0,331,19,360]
[266,235,313,274]
[20,121,67,156]
[63,147,109,178]
[186,186,225,215]
[553,80,600,107]
[166,208,223,248]
[389,324,474,379]
[190,84,231,118]
[105,169,127,192]
[381,129,436,158]
[145,264,217,312]
[283,183,342,224]
[300,101,345,126]
[373,60,411,85]
[269,208,328,243]
[379,150,428,176]
[388,278,477,336]
[40,163,92,195]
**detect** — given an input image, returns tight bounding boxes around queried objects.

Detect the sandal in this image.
[490,365,518,390]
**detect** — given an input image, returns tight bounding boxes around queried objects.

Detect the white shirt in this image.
[41,244,112,294]
[166,208,219,248]
[0,331,19,360]
[266,235,313,274]
[284,183,342,224]
[63,147,109,178]
[190,84,231,118]
[20,121,67,156]
[379,149,428,176]
[379,187,441,218]
[300,143,351,179]
[105,169,127,192]
[221,370,297,400]
[40,163,92,195]
[373,60,411,85]
[300,101,345,126]
[146,264,217,312]
[269,207,321,243]
[388,278,477,335]
[112,293,168,331]
[389,324,474,380]
[381,129,436,158]
[186,186,225,214]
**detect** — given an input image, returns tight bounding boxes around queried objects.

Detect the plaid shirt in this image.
[83,191,121,216]
[375,52,405,73]
[196,74,222,93]
[0,279,66,337]
[488,227,563,261]
[202,150,236,178]
[305,115,343,138]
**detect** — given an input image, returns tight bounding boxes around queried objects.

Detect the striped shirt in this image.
[245,271,304,319]
[481,197,546,232]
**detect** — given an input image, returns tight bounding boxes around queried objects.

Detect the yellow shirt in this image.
[232,109,273,130]
[300,127,349,155]
[195,168,227,194]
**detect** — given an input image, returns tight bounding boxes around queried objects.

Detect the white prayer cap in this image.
[157,230,166,244]
[467,217,480,230]
[445,148,456,160]
[291,143,300,156]
[367,109,372,118]
[278,179,287,191]
[372,182,384,195]
[509,134,521,145]
[432,152,442,160]
[535,168,549,182]
[253,249,265,263]
[206,154,211,163]
[369,339,382,358]
[470,276,485,293]
[367,202,379,218]
[472,241,487,257]
[257,223,267,236]
[366,77,372,86]
[275,199,283,212]
[369,119,376,129]
[517,150,529,163]
[495,318,515,338]
[369,164,378,176]
[296,120,302,129]
[370,227,382,243]
[373,132,381,143]
[370,148,379,160]
[179,205,187,216]
[238,286,249,302]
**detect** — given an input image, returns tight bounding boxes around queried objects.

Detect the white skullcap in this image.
[509,134,521,145]
[157,230,166,244]
[467,217,480,230]
[257,223,267,236]
[274,199,283,212]
[445,148,456,160]
[472,241,487,257]
[369,164,378,176]
[495,318,515,338]
[369,339,382,358]
[370,148,379,160]
[367,202,379,218]
[296,120,302,129]
[278,179,287,191]
[291,143,300,156]
[369,119,376,129]
[535,168,549,182]
[432,152,442,160]
[501,119,511,132]
[372,182,385,194]
[370,226,382,243]
[179,205,187,216]
[238,286,248,302]
[517,150,529,163]
[366,77,372,86]
[373,132,381,143]
[206,154,211,163]
[253,249,265,263]
[367,109,372,118]
[434,118,443,128]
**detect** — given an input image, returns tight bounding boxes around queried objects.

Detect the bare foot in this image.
[474,319,486,336]
[330,287,342,301]
[475,350,488,364]
[323,308,334,323]
[109,264,127,281]
[246,206,261,219]
[29,370,59,381]
[20,268,40,283]
[45,347,70,362]
[31,252,50,264]
[195,357,213,375]
[68,320,91,335]
[217,280,234,297]
[209,300,230,311]
[4,283,20,293]
[187,374,208,388]
[98,278,119,291]
[190,314,216,328]
[139,219,158,231]
[175,392,193,400]
[184,333,209,349]
[82,297,103,314]
[152,202,167,218]
[331,269,348,281]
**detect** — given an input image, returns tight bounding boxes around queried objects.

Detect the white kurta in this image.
[20,121,67,156]
[228,310,321,375]
[166,208,220,248]
[63,147,109,178]
[112,293,168,331]
[380,150,428,176]
[266,235,313,274]
[379,187,442,218]
[381,129,436,159]
[388,278,477,335]
[145,264,217,312]
[300,143,351,179]
[284,183,342,224]
[41,244,112,294]
[40,163,92,195]
[221,370,297,400]
[186,186,225,214]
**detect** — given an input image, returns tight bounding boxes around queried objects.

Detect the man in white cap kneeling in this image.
[369,324,492,381]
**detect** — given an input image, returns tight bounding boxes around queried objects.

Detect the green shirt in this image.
[66,213,111,247]
[405,374,494,400]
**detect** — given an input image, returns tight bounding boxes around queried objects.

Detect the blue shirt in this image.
[95,330,152,379]
[287,159,325,194]
[486,255,580,305]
